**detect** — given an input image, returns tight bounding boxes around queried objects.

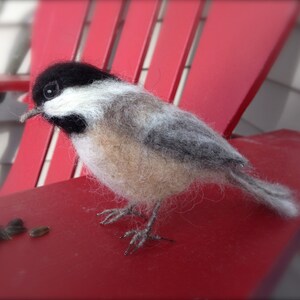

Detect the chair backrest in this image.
[1,0,298,196]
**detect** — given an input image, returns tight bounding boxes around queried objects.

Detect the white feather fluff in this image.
[43,80,143,123]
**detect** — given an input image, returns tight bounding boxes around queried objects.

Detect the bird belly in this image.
[71,125,207,205]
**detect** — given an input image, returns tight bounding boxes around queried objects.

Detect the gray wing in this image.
[142,108,247,170]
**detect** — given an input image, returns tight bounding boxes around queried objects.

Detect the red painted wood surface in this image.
[79,0,160,177]
[0,130,299,299]
[43,132,77,185]
[180,0,299,137]
[111,0,161,82]
[45,0,124,185]
[0,1,89,196]
[0,75,30,92]
[81,0,124,68]
[144,0,203,101]
[1,0,299,198]
[47,0,160,182]
[79,0,160,176]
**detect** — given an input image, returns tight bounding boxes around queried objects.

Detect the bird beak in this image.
[20,107,43,123]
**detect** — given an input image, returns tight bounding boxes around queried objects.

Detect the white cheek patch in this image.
[43,80,143,122]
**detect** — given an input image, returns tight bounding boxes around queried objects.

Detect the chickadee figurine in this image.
[21,62,298,255]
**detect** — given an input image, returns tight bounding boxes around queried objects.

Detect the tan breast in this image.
[73,123,204,205]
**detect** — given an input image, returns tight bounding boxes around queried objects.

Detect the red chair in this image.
[0,1,299,298]
[0,0,297,196]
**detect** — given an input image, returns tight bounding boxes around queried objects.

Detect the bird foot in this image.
[122,228,174,255]
[97,205,146,225]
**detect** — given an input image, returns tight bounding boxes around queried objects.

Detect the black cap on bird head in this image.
[20,62,118,133]
[32,62,118,107]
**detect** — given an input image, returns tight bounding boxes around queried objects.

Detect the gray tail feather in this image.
[227,169,299,218]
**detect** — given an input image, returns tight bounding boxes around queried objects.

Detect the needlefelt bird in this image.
[21,62,299,255]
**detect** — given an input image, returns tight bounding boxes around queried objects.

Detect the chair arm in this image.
[0,75,30,92]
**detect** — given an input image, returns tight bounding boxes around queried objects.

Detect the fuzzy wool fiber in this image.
[25,62,299,219]
[67,80,298,217]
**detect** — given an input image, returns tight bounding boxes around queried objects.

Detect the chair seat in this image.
[0,129,299,299]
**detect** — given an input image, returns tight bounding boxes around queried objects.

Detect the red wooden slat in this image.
[111,0,161,82]
[144,0,203,102]
[82,0,124,68]
[78,0,160,177]
[81,0,160,175]
[30,0,89,85]
[80,0,160,177]
[179,0,299,137]
[46,0,124,185]
[0,75,30,92]
[0,129,300,299]
[44,133,77,185]
[0,1,89,196]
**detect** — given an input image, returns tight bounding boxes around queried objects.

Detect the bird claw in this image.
[97,206,147,225]
[122,228,174,255]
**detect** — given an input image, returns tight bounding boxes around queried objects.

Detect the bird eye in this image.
[43,81,60,100]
